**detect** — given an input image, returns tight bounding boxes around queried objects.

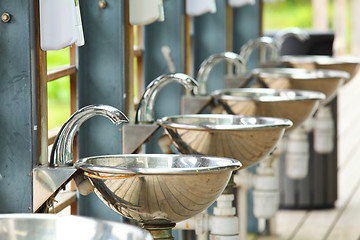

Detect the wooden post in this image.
[312,0,329,30]
[333,0,347,56]
[125,0,135,123]
[351,0,360,56]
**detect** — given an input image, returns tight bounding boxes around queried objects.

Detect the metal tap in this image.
[49,104,129,167]
[239,36,280,66]
[196,52,246,95]
[135,73,198,124]
[273,27,309,49]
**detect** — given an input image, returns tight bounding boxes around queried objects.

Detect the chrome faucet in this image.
[273,27,309,49]
[49,104,129,167]
[239,28,309,67]
[136,73,199,124]
[196,52,246,95]
[239,36,280,65]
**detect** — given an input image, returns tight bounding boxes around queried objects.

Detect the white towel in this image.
[129,0,164,26]
[228,0,255,8]
[40,0,85,50]
[186,0,217,17]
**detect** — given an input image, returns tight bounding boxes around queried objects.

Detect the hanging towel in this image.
[228,0,255,8]
[186,0,216,17]
[129,0,164,25]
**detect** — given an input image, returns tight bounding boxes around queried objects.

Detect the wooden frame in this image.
[37,0,144,214]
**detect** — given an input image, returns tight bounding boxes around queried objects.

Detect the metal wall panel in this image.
[193,1,227,93]
[233,3,261,69]
[143,0,185,154]
[232,2,262,234]
[77,0,125,221]
[0,0,37,213]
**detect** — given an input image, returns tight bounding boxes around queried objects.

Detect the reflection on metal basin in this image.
[75,154,241,226]
[210,88,325,131]
[252,68,349,104]
[158,114,292,168]
[0,214,152,240]
[281,55,360,83]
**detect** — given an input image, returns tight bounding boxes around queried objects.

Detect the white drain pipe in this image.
[314,105,334,154]
[286,125,310,179]
[234,155,280,238]
[234,170,252,240]
[211,194,239,240]
[175,194,240,240]
[252,163,278,220]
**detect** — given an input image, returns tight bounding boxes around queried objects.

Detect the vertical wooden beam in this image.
[35,0,48,166]
[351,0,360,56]
[70,45,77,114]
[135,26,144,100]
[312,0,329,30]
[333,0,347,56]
[226,5,233,74]
[184,13,193,76]
[124,0,135,123]
[69,44,78,215]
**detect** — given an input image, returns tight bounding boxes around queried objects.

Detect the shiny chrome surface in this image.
[122,124,161,154]
[196,52,246,95]
[210,88,325,131]
[239,36,280,66]
[75,154,241,225]
[281,55,360,83]
[158,114,292,168]
[273,27,309,48]
[32,166,78,212]
[0,214,152,240]
[136,73,198,123]
[252,68,349,104]
[50,104,128,167]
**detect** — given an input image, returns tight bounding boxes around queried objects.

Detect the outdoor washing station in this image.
[1,1,360,240]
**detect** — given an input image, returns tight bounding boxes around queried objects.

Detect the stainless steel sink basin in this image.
[210,88,325,131]
[75,154,241,226]
[281,55,360,83]
[252,68,349,104]
[157,114,292,168]
[0,214,152,240]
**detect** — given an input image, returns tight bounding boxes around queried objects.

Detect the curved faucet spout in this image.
[49,105,129,167]
[136,73,199,124]
[273,27,309,48]
[196,52,246,95]
[239,36,279,65]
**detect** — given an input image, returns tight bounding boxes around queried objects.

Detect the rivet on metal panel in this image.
[98,0,107,9]
[1,13,11,23]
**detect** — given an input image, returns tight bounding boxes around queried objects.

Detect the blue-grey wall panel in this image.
[143,1,185,153]
[233,2,261,70]
[0,0,37,213]
[193,1,227,93]
[233,2,262,234]
[77,0,125,220]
